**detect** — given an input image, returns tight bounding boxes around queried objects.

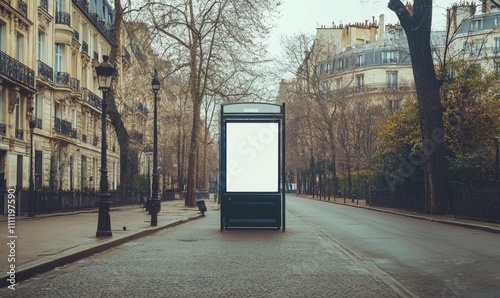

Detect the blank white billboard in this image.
[226,122,279,192]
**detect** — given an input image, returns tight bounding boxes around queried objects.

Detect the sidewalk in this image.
[300,194,500,234]
[0,198,219,288]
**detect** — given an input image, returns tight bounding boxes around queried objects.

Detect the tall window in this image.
[54,43,63,72]
[338,59,344,71]
[38,32,44,61]
[35,95,43,123]
[356,55,364,67]
[336,78,343,91]
[0,90,4,124]
[495,61,500,75]
[356,74,364,92]
[495,38,500,54]
[56,0,63,12]
[475,40,482,57]
[382,51,398,63]
[387,71,398,90]
[16,34,24,62]
[0,23,4,52]
[15,99,21,130]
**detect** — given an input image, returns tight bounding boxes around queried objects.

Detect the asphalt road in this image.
[3,195,500,297]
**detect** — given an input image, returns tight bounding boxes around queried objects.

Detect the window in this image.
[55,43,63,72]
[495,16,500,28]
[0,23,4,52]
[38,32,44,61]
[325,63,330,74]
[471,19,482,31]
[382,50,398,63]
[356,55,364,67]
[387,71,398,90]
[495,38,500,54]
[336,78,342,90]
[475,40,483,57]
[54,102,61,118]
[338,59,344,71]
[356,74,364,92]
[495,61,500,75]
[16,34,24,62]
[15,99,21,130]
[463,41,471,56]
[321,81,330,99]
[56,0,63,12]
[35,95,43,124]
[0,90,4,123]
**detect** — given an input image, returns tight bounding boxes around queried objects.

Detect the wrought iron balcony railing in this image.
[15,129,23,140]
[73,0,89,13]
[39,0,48,11]
[18,0,28,18]
[36,118,42,129]
[55,11,71,26]
[37,60,53,82]
[82,41,89,54]
[0,51,35,89]
[54,71,70,87]
[73,30,80,42]
[54,117,76,138]
[85,89,102,110]
[70,77,80,93]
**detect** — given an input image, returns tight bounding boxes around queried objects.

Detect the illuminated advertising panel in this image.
[226,122,279,192]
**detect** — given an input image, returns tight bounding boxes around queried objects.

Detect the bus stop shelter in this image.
[219,102,286,231]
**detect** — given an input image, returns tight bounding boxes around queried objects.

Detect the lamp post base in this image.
[96,192,112,237]
[150,198,159,226]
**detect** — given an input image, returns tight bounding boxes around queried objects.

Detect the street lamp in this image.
[150,68,160,226]
[95,55,116,237]
[28,108,36,217]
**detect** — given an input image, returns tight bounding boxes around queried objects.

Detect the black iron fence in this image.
[368,189,425,213]
[0,190,178,216]
[454,189,500,223]
[369,188,500,223]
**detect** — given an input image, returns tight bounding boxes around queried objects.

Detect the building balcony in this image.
[37,60,53,82]
[72,0,89,13]
[70,77,80,93]
[73,30,80,42]
[0,51,35,90]
[54,117,77,138]
[38,0,48,11]
[55,11,71,26]
[36,118,42,129]
[54,71,70,87]
[82,41,89,55]
[83,88,102,111]
[15,129,23,140]
[18,0,27,18]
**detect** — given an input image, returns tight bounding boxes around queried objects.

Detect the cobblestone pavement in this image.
[1,206,410,298]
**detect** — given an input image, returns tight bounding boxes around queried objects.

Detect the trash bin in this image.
[196,200,207,215]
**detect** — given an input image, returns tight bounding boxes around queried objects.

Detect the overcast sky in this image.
[268,0,459,52]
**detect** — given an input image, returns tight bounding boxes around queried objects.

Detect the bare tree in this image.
[144,0,279,206]
[388,0,449,214]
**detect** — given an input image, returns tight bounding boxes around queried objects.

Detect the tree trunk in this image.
[107,0,130,192]
[388,0,449,214]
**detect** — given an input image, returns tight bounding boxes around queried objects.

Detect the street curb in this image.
[302,196,500,234]
[0,213,205,288]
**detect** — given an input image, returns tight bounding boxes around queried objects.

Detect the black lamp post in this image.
[150,68,160,226]
[28,109,36,217]
[95,55,116,237]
